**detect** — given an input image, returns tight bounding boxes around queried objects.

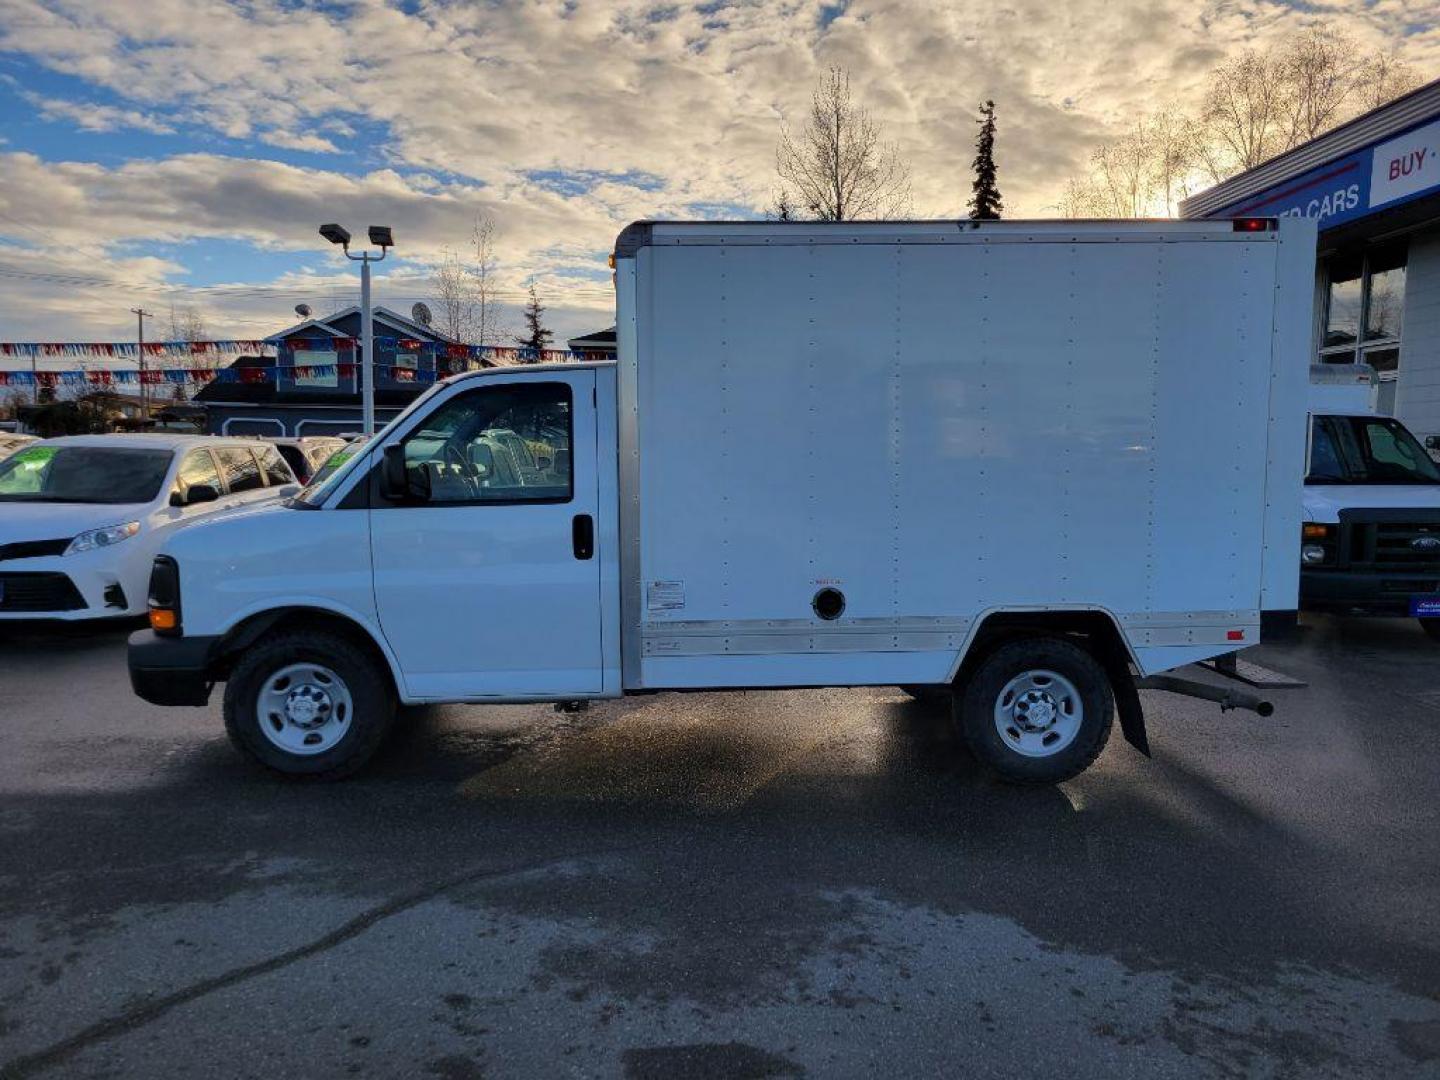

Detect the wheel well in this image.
[209,608,395,689]
[954,610,1136,688]
[956,609,1148,756]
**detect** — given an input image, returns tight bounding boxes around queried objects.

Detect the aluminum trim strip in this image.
[615,259,645,687]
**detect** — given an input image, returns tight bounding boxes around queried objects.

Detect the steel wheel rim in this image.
[256,662,353,756]
[993,668,1083,758]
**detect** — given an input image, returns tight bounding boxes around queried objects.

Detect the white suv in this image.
[0,434,297,620]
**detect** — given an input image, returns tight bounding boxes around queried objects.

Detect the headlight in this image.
[1301,544,1328,565]
[65,521,141,556]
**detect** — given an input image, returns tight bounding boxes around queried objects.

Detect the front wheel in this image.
[1420,619,1440,643]
[224,630,396,779]
[955,637,1114,785]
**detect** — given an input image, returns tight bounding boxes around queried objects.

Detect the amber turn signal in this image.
[1302,523,1333,539]
[149,608,177,632]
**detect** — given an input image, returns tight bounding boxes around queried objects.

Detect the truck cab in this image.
[1301,366,1440,636]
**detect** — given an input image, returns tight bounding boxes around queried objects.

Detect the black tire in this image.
[954,637,1113,785]
[1421,619,1440,642]
[223,630,396,780]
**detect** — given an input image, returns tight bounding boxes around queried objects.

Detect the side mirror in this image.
[185,484,220,506]
[381,444,430,502]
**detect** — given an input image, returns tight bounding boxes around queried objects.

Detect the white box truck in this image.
[129,217,1314,784]
[1301,364,1440,634]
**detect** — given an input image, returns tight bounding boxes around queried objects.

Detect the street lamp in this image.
[319,222,393,435]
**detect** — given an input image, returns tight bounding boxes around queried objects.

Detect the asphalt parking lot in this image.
[1,618,1439,1079]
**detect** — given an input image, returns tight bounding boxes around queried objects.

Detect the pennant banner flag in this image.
[0,337,611,389]
[0,337,609,365]
[0,340,272,359]
[0,364,457,387]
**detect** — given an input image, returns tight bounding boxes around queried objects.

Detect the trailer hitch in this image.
[1135,673,1274,717]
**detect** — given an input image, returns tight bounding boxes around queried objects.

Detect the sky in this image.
[0,0,1436,353]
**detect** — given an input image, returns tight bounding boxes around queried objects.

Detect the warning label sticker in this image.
[647,580,686,612]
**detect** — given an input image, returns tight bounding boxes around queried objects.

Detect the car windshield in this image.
[0,445,174,504]
[1307,415,1440,485]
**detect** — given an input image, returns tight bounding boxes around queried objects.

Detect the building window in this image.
[1365,246,1406,342]
[1319,243,1407,373]
[292,348,339,388]
[1323,256,1362,348]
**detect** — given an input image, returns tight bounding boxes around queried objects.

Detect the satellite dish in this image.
[412,302,433,328]
[295,303,312,318]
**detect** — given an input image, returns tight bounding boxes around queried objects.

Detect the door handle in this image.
[572,514,594,560]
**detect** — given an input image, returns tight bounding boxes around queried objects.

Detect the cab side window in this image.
[176,449,221,496]
[399,383,572,504]
[215,448,264,493]
[258,445,294,486]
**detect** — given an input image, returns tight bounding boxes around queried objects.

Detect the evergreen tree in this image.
[513,283,553,362]
[968,100,1003,220]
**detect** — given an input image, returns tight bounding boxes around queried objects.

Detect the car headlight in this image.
[1301,544,1328,564]
[65,521,141,556]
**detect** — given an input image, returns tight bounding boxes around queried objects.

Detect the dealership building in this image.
[1181,78,1440,440]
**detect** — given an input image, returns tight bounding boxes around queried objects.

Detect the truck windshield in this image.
[1307,415,1440,485]
[0,446,174,504]
[293,442,367,506]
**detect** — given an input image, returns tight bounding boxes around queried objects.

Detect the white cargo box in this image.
[614,218,1315,687]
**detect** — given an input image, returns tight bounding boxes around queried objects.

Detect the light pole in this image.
[130,307,153,426]
[319,224,393,435]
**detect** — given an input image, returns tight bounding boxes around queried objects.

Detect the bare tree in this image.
[432,249,474,342]
[1054,176,1105,219]
[1149,106,1198,216]
[1202,50,1288,174]
[769,189,798,221]
[1060,25,1426,217]
[1278,27,1357,146]
[1091,123,1156,217]
[165,302,209,400]
[431,213,502,350]
[776,66,912,220]
[167,302,207,344]
[1355,50,1423,112]
[469,213,501,347]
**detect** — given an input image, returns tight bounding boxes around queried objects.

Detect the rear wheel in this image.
[955,637,1113,784]
[1420,619,1440,643]
[224,630,395,779]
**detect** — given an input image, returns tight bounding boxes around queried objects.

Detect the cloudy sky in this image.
[0,0,1436,351]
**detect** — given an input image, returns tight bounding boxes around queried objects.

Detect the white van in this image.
[1301,366,1440,636]
[129,218,1313,784]
[0,434,297,620]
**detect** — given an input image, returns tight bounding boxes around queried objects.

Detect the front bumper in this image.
[128,629,219,706]
[1300,569,1440,617]
[0,551,148,620]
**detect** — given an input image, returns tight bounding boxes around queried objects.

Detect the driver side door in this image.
[369,371,602,699]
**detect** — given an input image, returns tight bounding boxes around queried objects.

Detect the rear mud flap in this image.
[1100,651,1149,757]
[1112,666,1150,757]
